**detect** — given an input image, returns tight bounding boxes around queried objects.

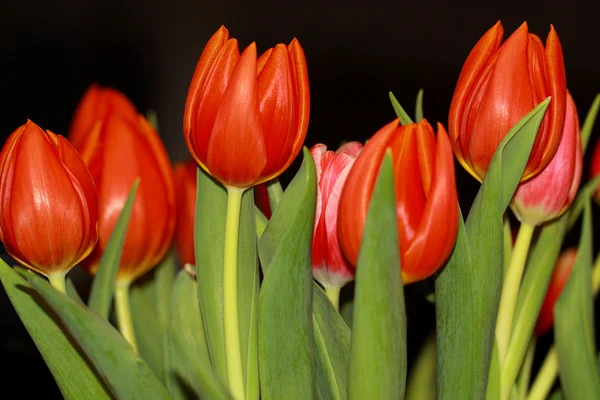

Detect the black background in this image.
[1,0,599,397]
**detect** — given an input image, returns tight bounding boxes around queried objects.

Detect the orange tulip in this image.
[338,119,459,284]
[77,113,176,282]
[183,26,310,189]
[535,248,577,336]
[449,21,567,182]
[511,91,582,225]
[68,83,138,151]
[0,121,98,276]
[174,160,197,266]
[311,141,362,290]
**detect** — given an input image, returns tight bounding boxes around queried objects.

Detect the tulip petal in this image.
[402,124,458,283]
[415,123,436,195]
[207,43,267,188]
[174,160,198,265]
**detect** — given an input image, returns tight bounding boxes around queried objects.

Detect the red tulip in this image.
[449,21,567,182]
[174,160,197,266]
[311,141,362,289]
[511,91,582,225]
[338,119,459,284]
[0,121,98,276]
[254,183,272,219]
[68,83,138,152]
[76,113,176,283]
[535,248,577,336]
[183,26,310,189]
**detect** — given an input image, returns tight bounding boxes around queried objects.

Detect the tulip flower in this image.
[183,25,310,189]
[68,83,138,152]
[449,21,567,182]
[510,92,581,225]
[535,248,577,336]
[0,121,98,289]
[76,112,176,283]
[174,160,197,266]
[311,141,362,308]
[338,119,459,284]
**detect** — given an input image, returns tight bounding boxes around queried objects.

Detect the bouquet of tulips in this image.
[2,20,600,400]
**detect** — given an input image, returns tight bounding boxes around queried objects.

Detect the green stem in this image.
[224,187,245,400]
[517,336,536,400]
[115,279,138,353]
[526,346,557,400]
[48,271,67,294]
[325,286,341,311]
[496,222,535,367]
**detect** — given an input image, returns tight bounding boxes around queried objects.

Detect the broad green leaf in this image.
[415,89,424,122]
[313,285,351,400]
[581,93,600,153]
[266,178,284,211]
[0,264,110,399]
[194,169,259,398]
[548,390,564,400]
[566,174,600,233]
[24,269,171,399]
[485,342,501,400]
[501,216,567,396]
[554,200,600,398]
[164,270,229,399]
[258,148,316,400]
[435,98,551,399]
[406,333,436,400]
[389,91,413,125]
[130,251,177,379]
[348,153,406,400]
[88,179,139,319]
[255,205,268,238]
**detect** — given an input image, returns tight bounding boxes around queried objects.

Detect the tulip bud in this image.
[339,119,459,284]
[183,26,310,189]
[68,83,138,152]
[449,21,567,182]
[510,92,582,225]
[0,121,98,276]
[311,141,362,290]
[174,160,197,266]
[76,113,176,283]
[536,248,577,336]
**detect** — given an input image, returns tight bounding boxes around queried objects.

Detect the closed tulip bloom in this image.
[339,119,459,284]
[174,160,197,266]
[0,121,98,276]
[184,26,310,189]
[535,248,577,336]
[78,113,176,283]
[311,141,362,290]
[449,21,567,182]
[68,83,138,151]
[511,92,581,225]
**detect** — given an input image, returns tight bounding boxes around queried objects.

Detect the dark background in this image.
[1,0,599,397]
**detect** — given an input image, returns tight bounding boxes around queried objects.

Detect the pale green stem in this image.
[517,336,536,400]
[48,271,67,294]
[496,222,536,367]
[115,279,138,353]
[325,286,341,311]
[526,346,557,400]
[224,187,245,400]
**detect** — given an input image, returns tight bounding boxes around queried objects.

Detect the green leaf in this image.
[501,216,567,395]
[23,269,171,399]
[0,264,111,399]
[258,147,316,400]
[348,152,406,400]
[255,205,268,238]
[129,251,177,379]
[435,97,551,398]
[581,93,600,153]
[566,174,600,233]
[88,179,139,319]
[406,333,436,400]
[313,285,351,400]
[554,200,600,398]
[164,269,230,399]
[66,276,84,305]
[194,169,259,398]
[340,299,354,330]
[415,89,424,122]
[266,178,284,212]
[389,91,413,125]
